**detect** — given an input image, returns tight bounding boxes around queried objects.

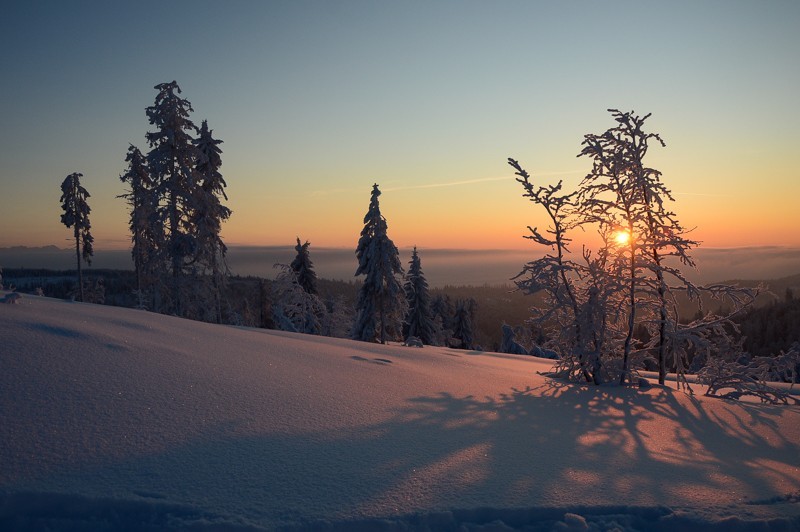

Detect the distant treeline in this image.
[3,268,526,349]
[5,267,800,359]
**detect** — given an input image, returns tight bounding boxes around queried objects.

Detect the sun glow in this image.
[614,230,631,246]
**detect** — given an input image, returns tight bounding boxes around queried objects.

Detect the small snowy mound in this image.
[1,295,799,530]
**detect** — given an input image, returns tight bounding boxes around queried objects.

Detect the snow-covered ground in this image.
[1,293,798,531]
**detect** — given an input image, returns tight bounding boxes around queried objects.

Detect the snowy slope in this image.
[1,294,799,530]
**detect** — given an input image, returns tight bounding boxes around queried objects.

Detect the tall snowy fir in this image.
[192,120,231,323]
[145,81,198,316]
[290,237,318,296]
[59,172,94,302]
[119,144,158,308]
[352,184,406,344]
[403,246,435,344]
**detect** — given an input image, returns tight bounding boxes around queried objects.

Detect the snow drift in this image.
[1,294,798,530]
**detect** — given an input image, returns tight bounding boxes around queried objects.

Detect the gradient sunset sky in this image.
[1,1,798,253]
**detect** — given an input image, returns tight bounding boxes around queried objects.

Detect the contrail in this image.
[673,191,729,197]
[382,170,583,193]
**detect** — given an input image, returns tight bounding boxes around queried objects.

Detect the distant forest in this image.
[4,268,800,362]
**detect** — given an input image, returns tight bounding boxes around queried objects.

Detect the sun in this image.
[614,230,631,246]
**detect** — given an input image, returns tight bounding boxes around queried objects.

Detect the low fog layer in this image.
[2,245,800,287]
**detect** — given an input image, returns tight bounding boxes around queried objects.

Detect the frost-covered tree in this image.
[403,246,435,344]
[579,109,700,384]
[192,120,231,322]
[352,184,406,344]
[510,109,755,387]
[145,81,198,315]
[59,172,94,302]
[509,158,612,383]
[119,144,158,308]
[290,237,318,296]
[271,264,325,334]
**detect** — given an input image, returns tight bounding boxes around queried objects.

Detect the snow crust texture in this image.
[1,295,799,530]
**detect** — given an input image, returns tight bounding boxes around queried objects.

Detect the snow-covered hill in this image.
[1,294,799,530]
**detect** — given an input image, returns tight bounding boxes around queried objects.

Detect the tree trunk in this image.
[169,156,182,316]
[74,225,84,302]
[654,250,668,386]
[379,296,386,344]
[620,237,636,385]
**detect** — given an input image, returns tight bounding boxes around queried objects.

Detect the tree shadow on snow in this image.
[5,379,798,530]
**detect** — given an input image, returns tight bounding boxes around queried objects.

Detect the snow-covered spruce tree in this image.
[452,298,476,350]
[119,144,159,309]
[579,109,700,385]
[290,237,318,296]
[59,172,94,302]
[191,120,231,323]
[402,246,436,344]
[145,81,198,316]
[352,184,406,344]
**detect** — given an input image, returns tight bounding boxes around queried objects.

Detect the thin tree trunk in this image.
[620,236,636,385]
[75,225,84,302]
[379,295,386,344]
[654,249,668,385]
[169,156,182,316]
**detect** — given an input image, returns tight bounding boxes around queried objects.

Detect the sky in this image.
[1,1,799,257]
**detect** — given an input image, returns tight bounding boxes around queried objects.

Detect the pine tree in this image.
[403,246,435,344]
[352,184,405,344]
[192,119,231,322]
[452,298,476,350]
[59,172,94,302]
[431,294,455,345]
[145,81,198,315]
[290,237,318,296]
[119,144,158,308]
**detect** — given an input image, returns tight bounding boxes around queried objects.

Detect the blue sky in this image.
[1,1,798,252]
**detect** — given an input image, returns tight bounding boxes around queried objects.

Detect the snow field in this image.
[1,294,798,530]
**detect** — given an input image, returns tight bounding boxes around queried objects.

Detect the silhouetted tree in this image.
[119,144,158,308]
[352,184,405,344]
[192,119,231,322]
[510,109,755,388]
[59,172,94,302]
[403,246,435,344]
[452,298,476,350]
[145,80,198,315]
[290,237,318,296]
[579,109,699,384]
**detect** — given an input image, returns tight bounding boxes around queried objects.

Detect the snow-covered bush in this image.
[499,324,528,355]
[271,264,326,335]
